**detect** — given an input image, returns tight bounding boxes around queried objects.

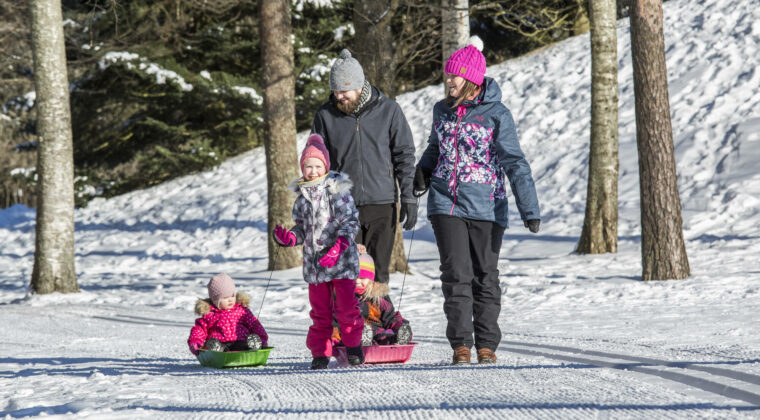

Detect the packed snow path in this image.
[2,0,759,417]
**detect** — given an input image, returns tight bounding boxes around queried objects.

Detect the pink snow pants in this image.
[307,279,363,357]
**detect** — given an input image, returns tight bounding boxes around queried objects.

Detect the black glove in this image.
[399,201,418,230]
[525,219,540,233]
[413,166,431,197]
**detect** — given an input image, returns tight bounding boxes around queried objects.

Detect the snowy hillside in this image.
[1,0,759,418]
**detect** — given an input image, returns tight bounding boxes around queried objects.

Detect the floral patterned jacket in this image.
[418,76,540,228]
[288,171,360,284]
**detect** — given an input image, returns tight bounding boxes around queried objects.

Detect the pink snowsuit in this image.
[187,293,268,355]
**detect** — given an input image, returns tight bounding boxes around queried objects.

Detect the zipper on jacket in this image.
[450,105,467,215]
[356,116,365,204]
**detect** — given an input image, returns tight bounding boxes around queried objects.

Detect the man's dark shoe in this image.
[477,348,497,364]
[311,356,329,370]
[346,346,365,366]
[452,346,471,365]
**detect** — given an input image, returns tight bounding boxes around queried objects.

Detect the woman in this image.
[414,37,541,365]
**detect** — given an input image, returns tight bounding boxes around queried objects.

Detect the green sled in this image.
[196,347,274,368]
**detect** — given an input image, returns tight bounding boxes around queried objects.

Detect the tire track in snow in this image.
[498,340,760,406]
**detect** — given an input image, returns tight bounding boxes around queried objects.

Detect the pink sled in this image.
[332,342,417,366]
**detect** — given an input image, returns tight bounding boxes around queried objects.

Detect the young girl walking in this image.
[273,133,365,369]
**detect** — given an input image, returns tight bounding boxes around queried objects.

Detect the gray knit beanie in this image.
[330,49,365,91]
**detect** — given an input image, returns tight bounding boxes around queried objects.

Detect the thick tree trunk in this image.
[630,0,690,280]
[353,0,397,98]
[441,0,470,95]
[577,0,619,254]
[260,0,301,270]
[29,0,78,294]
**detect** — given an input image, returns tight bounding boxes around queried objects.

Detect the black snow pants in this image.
[355,203,396,285]
[430,214,505,351]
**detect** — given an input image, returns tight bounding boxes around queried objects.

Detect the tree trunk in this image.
[577,0,619,254]
[629,0,690,280]
[29,0,78,294]
[441,0,470,95]
[353,0,397,98]
[260,0,301,270]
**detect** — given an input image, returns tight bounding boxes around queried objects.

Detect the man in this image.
[311,49,416,292]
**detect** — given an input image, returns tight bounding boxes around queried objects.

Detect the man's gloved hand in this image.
[273,225,297,247]
[525,219,540,233]
[318,236,350,268]
[399,201,418,230]
[413,166,431,197]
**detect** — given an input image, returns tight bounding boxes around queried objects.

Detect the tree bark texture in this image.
[353,0,398,98]
[577,0,619,254]
[30,0,78,294]
[629,0,690,280]
[441,0,470,95]
[260,0,302,270]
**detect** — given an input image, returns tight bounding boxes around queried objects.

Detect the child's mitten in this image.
[318,236,350,268]
[273,225,297,247]
[189,342,202,356]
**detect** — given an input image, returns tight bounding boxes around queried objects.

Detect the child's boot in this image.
[246,334,262,351]
[360,324,374,346]
[346,346,364,366]
[396,323,412,345]
[205,338,225,352]
[311,356,329,370]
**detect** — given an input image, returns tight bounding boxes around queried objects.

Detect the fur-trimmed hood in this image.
[288,171,353,195]
[358,281,390,303]
[194,291,252,316]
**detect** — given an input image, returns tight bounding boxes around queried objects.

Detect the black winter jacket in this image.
[311,86,416,206]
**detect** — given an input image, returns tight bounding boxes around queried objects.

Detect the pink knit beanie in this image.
[444,36,486,86]
[300,133,330,173]
[208,273,236,305]
[358,252,375,281]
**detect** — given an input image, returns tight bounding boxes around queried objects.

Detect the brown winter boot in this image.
[452,346,471,365]
[477,348,497,364]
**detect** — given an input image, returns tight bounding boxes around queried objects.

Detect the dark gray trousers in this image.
[430,214,505,351]
[355,204,396,284]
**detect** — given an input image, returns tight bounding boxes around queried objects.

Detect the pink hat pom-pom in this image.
[307,133,325,145]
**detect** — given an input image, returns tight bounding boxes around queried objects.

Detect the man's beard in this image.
[336,96,360,114]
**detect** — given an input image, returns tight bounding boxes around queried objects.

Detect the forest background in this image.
[0,0,633,209]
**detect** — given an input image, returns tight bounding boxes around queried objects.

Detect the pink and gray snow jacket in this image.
[417,76,540,228]
[288,171,360,284]
[187,292,268,354]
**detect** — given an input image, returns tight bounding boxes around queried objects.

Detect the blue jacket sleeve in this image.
[389,102,417,203]
[493,108,540,222]
[417,106,441,173]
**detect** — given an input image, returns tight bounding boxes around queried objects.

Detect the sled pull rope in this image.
[257,245,280,319]
[397,196,419,312]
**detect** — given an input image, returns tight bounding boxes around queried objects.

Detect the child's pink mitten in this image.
[318,236,350,268]
[273,225,297,247]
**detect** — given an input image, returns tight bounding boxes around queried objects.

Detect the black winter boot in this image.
[396,323,412,345]
[346,346,364,366]
[205,338,226,352]
[311,356,330,370]
[246,334,262,351]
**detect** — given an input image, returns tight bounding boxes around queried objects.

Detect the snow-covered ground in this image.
[2,0,759,417]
